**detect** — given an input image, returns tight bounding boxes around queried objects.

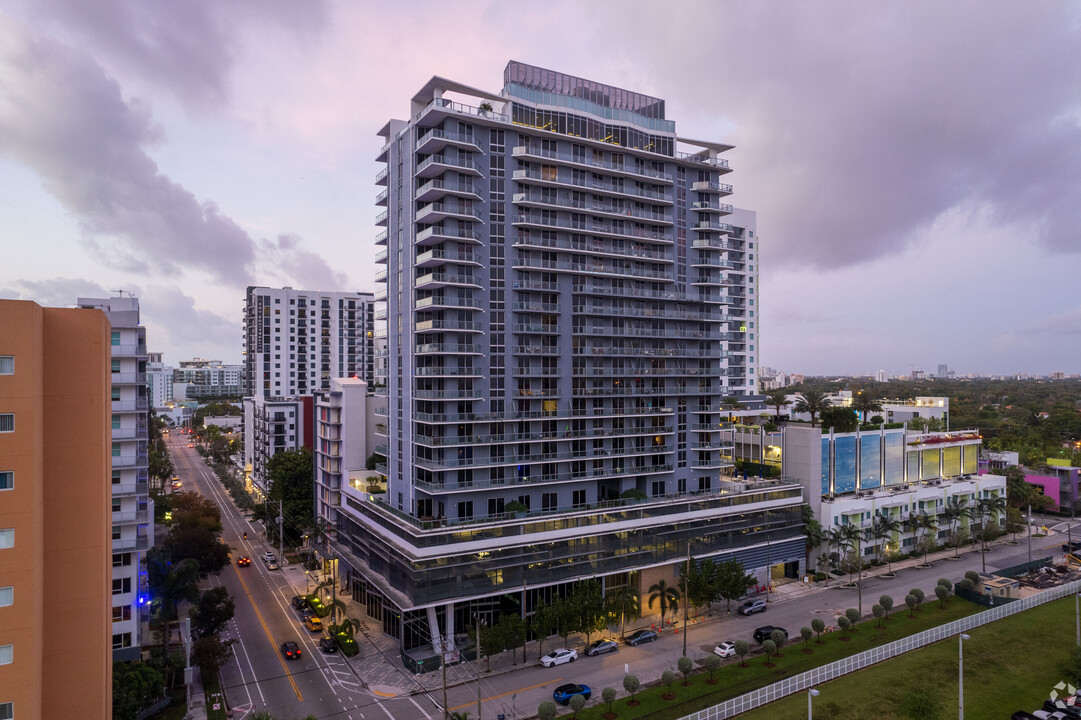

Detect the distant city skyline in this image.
[1,2,1079,375]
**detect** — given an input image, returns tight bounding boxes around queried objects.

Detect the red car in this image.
[237,557,251,567]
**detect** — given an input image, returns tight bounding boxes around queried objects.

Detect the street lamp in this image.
[808,688,819,719]
[958,633,970,719]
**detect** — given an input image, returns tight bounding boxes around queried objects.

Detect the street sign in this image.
[445,649,460,663]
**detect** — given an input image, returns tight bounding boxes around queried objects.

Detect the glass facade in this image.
[821,438,831,496]
[907,450,920,481]
[943,446,961,478]
[922,449,941,480]
[884,432,905,485]
[859,435,881,490]
[963,444,978,474]
[834,436,857,494]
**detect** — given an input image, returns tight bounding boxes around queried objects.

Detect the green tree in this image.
[811,617,825,643]
[605,585,641,638]
[872,604,885,628]
[880,594,894,621]
[802,504,826,571]
[189,586,234,639]
[702,654,721,681]
[661,669,677,696]
[935,584,949,608]
[793,390,831,427]
[145,548,199,661]
[764,389,792,420]
[255,448,315,548]
[602,686,617,713]
[917,513,939,565]
[761,639,777,664]
[714,559,757,612]
[647,578,680,626]
[872,514,902,573]
[530,600,558,660]
[852,392,884,422]
[623,674,641,704]
[678,655,693,684]
[537,701,558,720]
[944,497,973,557]
[570,578,607,644]
[164,491,229,578]
[905,593,918,617]
[819,405,859,432]
[495,612,527,666]
[770,628,788,653]
[800,626,813,650]
[837,616,851,638]
[734,639,750,666]
[569,692,587,717]
[112,661,165,720]
[192,635,235,685]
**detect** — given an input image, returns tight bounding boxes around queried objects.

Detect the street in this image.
[168,434,1077,719]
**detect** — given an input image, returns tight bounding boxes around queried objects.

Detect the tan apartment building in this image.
[0,300,112,720]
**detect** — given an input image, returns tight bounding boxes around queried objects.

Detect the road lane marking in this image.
[407,696,431,718]
[449,678,559,711]
[233,563,304,703]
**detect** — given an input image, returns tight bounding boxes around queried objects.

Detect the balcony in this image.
[374,249,388,264]
[414,367,482,378]
[375,209,389,226]
[415,272,482,290]
[512,193,672,226]
[511,301,560,313]
[512,213,674,244]
[376,166,389,186]
[413,463,675,493]
[376,188,389,206]
[111,399,148,413]
[415,179,483,202]
[112,508,150,524]
[414,388,484,400]
[415,248,482,268]
[512,145,673,183]
[416,153,483,179]
[693,220,735,233]
[112,536,149,551]
[415,343,482,355]
[376,141,391,163]
[374,268,388,283]
[691,181,734,194]
[111,372,148,384]
[415,201,483,225]
[375,229,388,246]
[112,481,149,497]
[414,318,483,333]
[415,128,482,155]
[513,233,672,262]
[511,169,672,204]
[512,255,672,283]
[415,225,482,246]
[691,201,734,215]
[414,296,482,311]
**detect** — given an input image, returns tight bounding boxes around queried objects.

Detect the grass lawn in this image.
[560,598,984,719]
[729,596,1077,719]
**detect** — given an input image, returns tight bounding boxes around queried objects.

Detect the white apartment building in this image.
[242,287,376,398]
[146,351,173,408]
[77,296,154,662]
[173,358,242,399]
[242,394,310,495]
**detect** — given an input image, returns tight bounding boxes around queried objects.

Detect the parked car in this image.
[280,641,302,660]
[263,551,277,562]
[304,616,323,632]
[266,559,280,570]
[585,639,618,657]
[753,625,788,643]
[540,649,577,667]
[236,556,251,567]
[713,641,736,658]
[1063,540,1081,553]
[738,599,768,616]
[623,629,659,646]
[552,683,591,706]
[1043,699,1081,719]
[291,595,309,610]
[319,636,338,653]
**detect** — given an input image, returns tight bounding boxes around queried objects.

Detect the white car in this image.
[738,599,768,615]
[713,641,736,658]
[540,649,578,667]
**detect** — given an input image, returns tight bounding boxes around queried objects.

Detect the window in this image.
[112,633,132,650]
[0,645,10,665]
[0,586,11,607]
[542,492,557,511]
[0,356,12,374]
[0,415,11,433]
[111,331,120,346]
[0,529,11,549]
[112,578,131,595]
[112,553,131,567]
[0,472,10,491]
[112,605,132,622]
[0,703,10,720]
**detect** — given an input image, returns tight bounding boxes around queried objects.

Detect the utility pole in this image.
[278,499,284,565]
[683,541,691,657]
[1028,504,1033,564]
[765,533,772,602]
[441,634,449,720]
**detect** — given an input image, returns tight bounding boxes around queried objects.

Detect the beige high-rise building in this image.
[0,300,113,720]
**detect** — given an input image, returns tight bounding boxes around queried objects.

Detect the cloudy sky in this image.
[1,1,1079,376]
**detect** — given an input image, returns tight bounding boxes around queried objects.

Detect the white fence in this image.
[681,579,1081,719]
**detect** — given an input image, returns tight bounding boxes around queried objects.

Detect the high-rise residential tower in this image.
[242,287,376,398]
[0,300,113,718]
[329,62,800,666]
[77,295,154,661]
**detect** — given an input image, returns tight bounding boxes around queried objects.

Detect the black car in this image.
[319,636,338,654]
[623,629,659,646]
[280,641,302,660]
[1063,540,1081,553]
[1044,699,1081,719]
[752,625,788,643]
[291,595,310,610]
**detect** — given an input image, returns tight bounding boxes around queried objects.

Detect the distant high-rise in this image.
[242,287,376,398]
[0,300,113,718]
[937,363,949,378]
[78,295,153,661]
[328,61,801,666]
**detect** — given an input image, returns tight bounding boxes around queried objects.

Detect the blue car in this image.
[553,683,591,706]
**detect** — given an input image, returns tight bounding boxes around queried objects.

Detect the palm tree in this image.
[837,524,863,587]
[824,526,849,586]
[903,512,922,559]
[145,548,200,660]
[852,392,884,423]
[606,586,641,637]
[793,390,831,428]
[764,390,792,421]
[917,512,939,566]
[944,497,973,558]
[872,514,902,574]
[647,579,680,627]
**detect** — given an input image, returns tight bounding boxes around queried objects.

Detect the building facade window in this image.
[0,529,11,549]
[112,578,131,595]
[0,472,10,491]
[112,633,132,650]
[112,605,132,622]
[0,586,11,607]
[0,356,12,374]
[0,701,11,720]
[0,645,11,665]
[0,415,11,433]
